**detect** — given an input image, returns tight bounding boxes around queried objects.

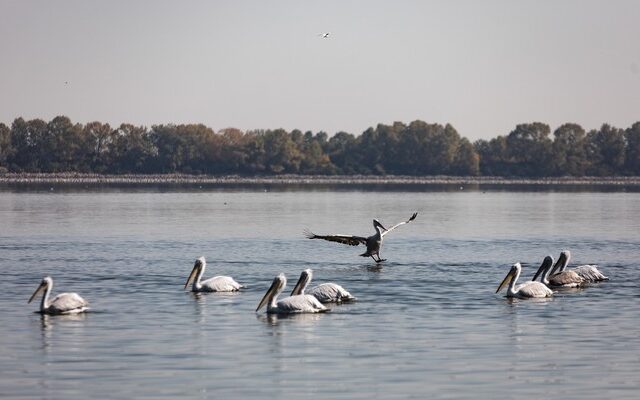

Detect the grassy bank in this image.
[1,173,640,186]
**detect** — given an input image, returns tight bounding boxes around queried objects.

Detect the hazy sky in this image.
[1,0,638,140]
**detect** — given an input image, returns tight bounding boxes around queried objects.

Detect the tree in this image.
[551,123,588,176]
[585,124,626,176]
[84,122,115,173]
[505,123,553,176]
[0,123,12,171]
[624,122,640,175]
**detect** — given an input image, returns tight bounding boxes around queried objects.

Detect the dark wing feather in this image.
[304,229,367,246]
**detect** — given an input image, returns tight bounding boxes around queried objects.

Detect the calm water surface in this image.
[0,186,639,399]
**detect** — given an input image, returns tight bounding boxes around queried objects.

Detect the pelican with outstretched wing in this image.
[290,269,355,303]
[28,276,89,315]
[305,212,418,262]
[554,250,608,282]
[496,263,553,298]
[256,273,328,314]
[184,256,244,292]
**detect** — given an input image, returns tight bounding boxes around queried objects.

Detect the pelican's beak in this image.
[532,257,553,281]
[184,265,198,289]
[550,252,567,275]
[374,219,388,231]
[28,282,46,303]
[256,278,279,312]
[496,269,515,293]
[290,273,306,296]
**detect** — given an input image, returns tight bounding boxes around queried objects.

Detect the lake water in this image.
[0,185,639,399]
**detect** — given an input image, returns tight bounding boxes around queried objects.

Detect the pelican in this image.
[305,212,418,262]
[184,256,243,292]
[496,263,553,298]
[28,276,89,314]
[539,252,586,288]
[256,273,328,314]
[555,250,608,282]
[290,269,355,303]
[531,255,555,286]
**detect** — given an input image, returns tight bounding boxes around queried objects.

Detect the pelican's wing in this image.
[276,294,328,313]
[201,276,243,292]
[549,271,584,287]
[381,212,418,237]
[304,229,367,246]
[308,283,355,303]
[572,265,608,282]
[515,281,553,298]
[49,293,89,313]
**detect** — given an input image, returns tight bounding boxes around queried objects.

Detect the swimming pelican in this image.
[305,212,418,262]
[256,273,328,314]
[290,269,355,303]
[555,250,608,282]
[541,252,586,288]
[496,263,553,298]
[28,276,89,314]
[184,256,243,292]
[531,255,555,285]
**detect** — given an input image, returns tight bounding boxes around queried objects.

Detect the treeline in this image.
[0,116,639,176]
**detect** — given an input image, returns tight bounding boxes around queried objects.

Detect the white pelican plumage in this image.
[305,212,418,262]
[184,256,243,292]
[555,250,608,282]
[28,276,89,315]
[496,263,553,298]
[542,253,586,288]
[256,273,328,314]
[290,269,355,303]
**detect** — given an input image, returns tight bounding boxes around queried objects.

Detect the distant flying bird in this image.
[305,213,417,262]
[496,263,553,298]
[184,256,244,292]
[28,276,89,314]
[319,32,330,38]
[290,269,355,303]
[256,273,328,314]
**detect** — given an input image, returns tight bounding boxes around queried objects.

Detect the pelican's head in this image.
[28,276,52,303]
[373,219,387,231]
[496,263,521,293]
[532,255,554,281]
[256,273,286,312]
[551,250,571,275]
[290,269,313,296]
[184,257,206,289]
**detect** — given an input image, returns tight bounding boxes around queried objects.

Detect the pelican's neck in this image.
[192,265,205,291]
[266,286,282,312]
[507,266,521,296]
[40,282,52,312]
[541,262,552,285]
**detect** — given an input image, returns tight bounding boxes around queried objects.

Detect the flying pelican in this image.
[28,276,89,314]
[256,273,328,314]
[554,250,608,282]
[290,269,355,303]
[305,212,418,262]
[496,263,553,298]
[184,256,243,292]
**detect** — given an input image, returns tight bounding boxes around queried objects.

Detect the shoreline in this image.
[1,173,640,186]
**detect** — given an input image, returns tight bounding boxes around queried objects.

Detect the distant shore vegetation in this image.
[0,116,639,177]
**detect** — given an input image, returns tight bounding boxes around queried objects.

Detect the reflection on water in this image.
[0,188,639,399]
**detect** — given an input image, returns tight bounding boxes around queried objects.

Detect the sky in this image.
[0,0,638,141]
